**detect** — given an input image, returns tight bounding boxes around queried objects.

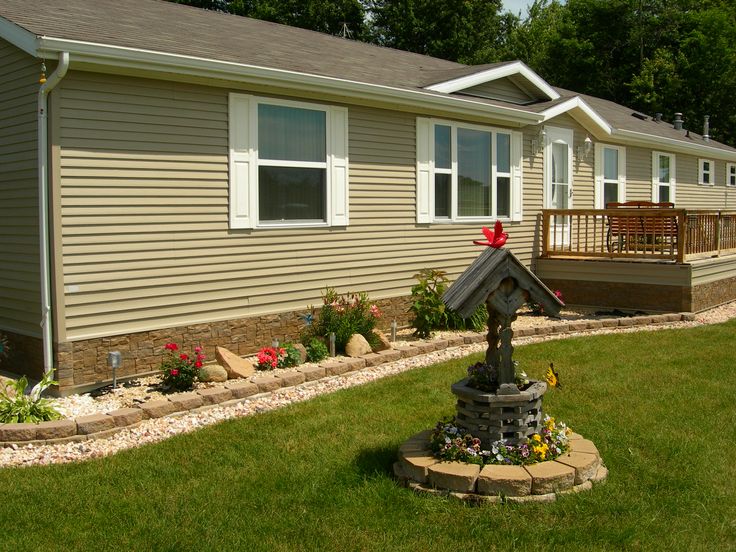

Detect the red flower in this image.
[164,343,178,351]
[170,369,179,376]
[195,360,203,368]
[179,353,188,360]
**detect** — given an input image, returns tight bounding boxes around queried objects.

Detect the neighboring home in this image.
[1,0,735,393]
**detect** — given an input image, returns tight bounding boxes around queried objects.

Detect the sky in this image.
[502,0,535,15]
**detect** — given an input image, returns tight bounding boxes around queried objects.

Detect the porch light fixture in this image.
[531,128,546,156]
[577,135,593,160]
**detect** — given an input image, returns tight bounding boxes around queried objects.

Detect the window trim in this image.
[726,163,736,187]
[228,93,348,229]
[651,151,676,203]
[699,158,714,186]
[594,143,626,208]
[417,117,522,224]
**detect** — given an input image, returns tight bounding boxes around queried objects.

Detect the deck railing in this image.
[541,208,736,263]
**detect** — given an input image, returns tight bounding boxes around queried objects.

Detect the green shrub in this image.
[409,269,487,338]
[282,343,302,368]
[301,288,382,354]
[0,371,61,424]
[306,338,329,363]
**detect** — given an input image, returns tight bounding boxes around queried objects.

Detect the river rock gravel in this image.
[1,301,735,468]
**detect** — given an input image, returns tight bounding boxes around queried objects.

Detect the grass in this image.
[1,321,735,551]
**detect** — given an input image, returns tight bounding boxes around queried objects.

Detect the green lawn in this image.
[1,321,735,551]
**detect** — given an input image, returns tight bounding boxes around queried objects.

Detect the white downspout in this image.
[38,52,69,375]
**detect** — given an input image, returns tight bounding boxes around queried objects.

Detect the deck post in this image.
[677,210,687,263]
[715,211,722,257]
[541,211,549,257]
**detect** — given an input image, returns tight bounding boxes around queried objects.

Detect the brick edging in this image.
[0,312,690,447]
[394,430,608,503]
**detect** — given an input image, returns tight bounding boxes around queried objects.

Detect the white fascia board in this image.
[541,97,612,136]
[613,129,736,162]
[425,60,560,101]
[36,37,544,126]
[0,16,39,57]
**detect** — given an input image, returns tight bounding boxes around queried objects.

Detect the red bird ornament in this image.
[473,220,508,248]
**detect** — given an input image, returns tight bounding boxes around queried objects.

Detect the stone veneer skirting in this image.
[394,429,608,503]
[0,311,692,447]
[53,296,413,393]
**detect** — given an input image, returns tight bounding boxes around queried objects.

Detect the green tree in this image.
[368,0,510,64]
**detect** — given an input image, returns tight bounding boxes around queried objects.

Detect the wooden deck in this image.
[541,208,736,263]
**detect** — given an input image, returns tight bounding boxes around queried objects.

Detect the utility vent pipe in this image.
[673,113,684,130]
[654,112,662,122]
[703,115,710,142]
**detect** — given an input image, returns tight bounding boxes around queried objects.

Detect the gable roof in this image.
[1,0,734,158]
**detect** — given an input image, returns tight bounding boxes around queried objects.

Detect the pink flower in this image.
[369,304,382,318]
[194,346,202,354]
[164,343,178,351]
[170,369,179,376]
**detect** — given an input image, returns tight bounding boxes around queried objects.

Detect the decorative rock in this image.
[525,461,575,494]
[168,392,204,411]
[345,334,372,357]
[215,347,256,379]
[371,330,392,352]
[293,343,308,363]
[276,370,305,388]
[477,464,532,496]
[198,364,228,383]
[197,387,232,406]
[75,413,115,435]
[107,408,144,427]
[428,462,481,493]
[297,365,326,381]
[139,399,177,419]
[35,419,77,440]
[251,374,281,393]
[0,423,37,442]
[224,380,259,399]
[555,452,600,485]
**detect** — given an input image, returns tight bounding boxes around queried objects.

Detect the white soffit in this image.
[0,15,38,56]
[425,60,560,101]
[542,96,613,137]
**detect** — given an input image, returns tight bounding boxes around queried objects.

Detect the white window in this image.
[727,163,736,187]
[652,152,676,203]
[228,94,348,229]
[699,158,714,186]
[416,118,522,223]
[595,144,626,208]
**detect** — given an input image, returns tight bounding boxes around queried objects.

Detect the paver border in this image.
[0,312,688,446]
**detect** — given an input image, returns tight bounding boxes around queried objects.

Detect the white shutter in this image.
[416,117,432,223]
[670,154,677,204]
[594,143,604,208]
[651,151,658,202]
[510,131,523,221]
[329,106,349,226]
[228,93,254,229]
[618,147,627,202]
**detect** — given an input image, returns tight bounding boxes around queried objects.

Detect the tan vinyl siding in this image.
[462,78,534,104]
[59,72,550,340]
[0,38,40,336]
[674,155,734,209]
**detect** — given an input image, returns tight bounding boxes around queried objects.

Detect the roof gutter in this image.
[613,128,736,162]
[34,37,544,126]
[38,51,69,376]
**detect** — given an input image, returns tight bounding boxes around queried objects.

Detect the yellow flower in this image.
[532,434,542,443]
[565,427,572,436]
[545,417,555,430]
[533,445,547,459]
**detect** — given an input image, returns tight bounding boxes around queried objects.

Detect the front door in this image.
[545,127,573,247]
